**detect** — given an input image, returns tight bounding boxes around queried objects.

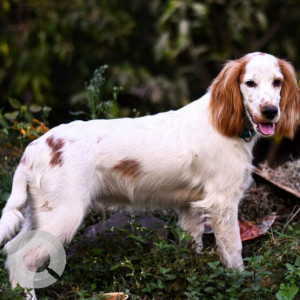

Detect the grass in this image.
[0,159,299,300]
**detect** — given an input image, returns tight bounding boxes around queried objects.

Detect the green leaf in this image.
[24,111,34,121]
[192,3,207,17]
[4,111,19,121]
[1,128,9,135]
[165,274,176,280]
[286,263,294,272]
[276,286,299,300]
[160,266,171,274]
[0,117,9,128]
[127,233,146,244]
[159,0,181,25]
[8,98,21,109]
[251,282,261,292]
[208,261,220,270]
[159,267,172,275]
[204,286,215,293]
[29,104,42,113]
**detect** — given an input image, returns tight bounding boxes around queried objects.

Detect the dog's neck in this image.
[240,113,256,142]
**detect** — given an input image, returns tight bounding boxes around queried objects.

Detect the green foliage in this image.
[276,258,300,300]
[0,98,50,149]
[70,64,127,120]
[1,0,300,118]
[86,65,109,120]
[84,65,123,120]
[0,215,287,299]
[0,168,13,209]
[0,155,18,211]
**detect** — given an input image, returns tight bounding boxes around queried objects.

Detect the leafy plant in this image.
[0,202,299,299]
[71,65,123,120]
[0,98,50,149]
[276,257,300,300]
[85,65,122,120]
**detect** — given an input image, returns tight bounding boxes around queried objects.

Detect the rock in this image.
[67,212,168,257]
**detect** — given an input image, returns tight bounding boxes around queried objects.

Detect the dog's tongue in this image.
[258,123,275,135]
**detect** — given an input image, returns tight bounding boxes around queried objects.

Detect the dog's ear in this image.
[276,59,300,139]
[209,59,247,137]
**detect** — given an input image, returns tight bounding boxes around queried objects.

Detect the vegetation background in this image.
[0,0,300,299]
[1,0,300,123]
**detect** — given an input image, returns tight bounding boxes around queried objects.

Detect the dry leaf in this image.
[203,214,276,241]
[239,213,276,241]
[239,220,262,241]
[256,213,276,233]
[103,292,128,300]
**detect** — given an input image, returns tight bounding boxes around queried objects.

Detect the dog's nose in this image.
[262,106,278,120]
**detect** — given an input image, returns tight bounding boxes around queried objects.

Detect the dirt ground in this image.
[239,159,300,224]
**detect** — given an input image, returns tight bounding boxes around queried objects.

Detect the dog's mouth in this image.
[246,110,276,136]
[256,123,275,136]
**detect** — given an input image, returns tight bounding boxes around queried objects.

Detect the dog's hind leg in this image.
[178,208,205,253]
[4,192,89,299]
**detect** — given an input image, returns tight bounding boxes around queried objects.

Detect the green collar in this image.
[239,128,256,142]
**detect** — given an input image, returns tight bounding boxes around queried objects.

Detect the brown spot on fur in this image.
[50,152,63,166]
[113,159,141,178]
[41,201,52,211]
[46,136,64,152]
[46,136,65,166]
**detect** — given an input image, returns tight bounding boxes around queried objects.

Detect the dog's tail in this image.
[0,164,28,246]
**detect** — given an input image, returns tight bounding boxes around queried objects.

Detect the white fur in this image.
[241,53,283,132]
[0,52,299,298]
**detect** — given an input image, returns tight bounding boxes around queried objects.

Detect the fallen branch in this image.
[254,168,300,200]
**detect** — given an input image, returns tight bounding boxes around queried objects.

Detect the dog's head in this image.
[209,52,300,139]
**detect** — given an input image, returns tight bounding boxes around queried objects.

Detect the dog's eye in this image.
[245,80,256,88]
[273,79,282,87]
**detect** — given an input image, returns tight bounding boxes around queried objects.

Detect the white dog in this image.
[0,52,299,297]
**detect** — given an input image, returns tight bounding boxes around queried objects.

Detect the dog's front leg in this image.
[211,205,244,270]
[192,195,244,270]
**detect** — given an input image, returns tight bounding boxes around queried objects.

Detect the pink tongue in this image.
[259,123,275,135]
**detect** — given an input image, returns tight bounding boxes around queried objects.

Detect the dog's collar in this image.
[239,128,256,142]
[240,112,256,142]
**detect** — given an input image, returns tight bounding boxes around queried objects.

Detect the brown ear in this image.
[276,59,300,139]
[209,59,247,137]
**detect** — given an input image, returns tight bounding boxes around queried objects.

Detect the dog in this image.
[0,52,299,298]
